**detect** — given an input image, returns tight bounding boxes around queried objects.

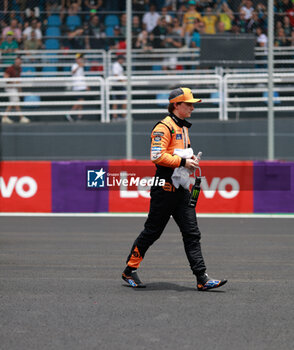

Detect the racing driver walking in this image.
[122,87,227,291]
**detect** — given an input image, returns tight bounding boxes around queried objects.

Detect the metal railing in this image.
[1,47,294,78]
[105,74,223,122]
[1,72,294,122]
[0,50,107,77]
[223,73,294,120]
[108,48,202,76]
[0,76,105,121]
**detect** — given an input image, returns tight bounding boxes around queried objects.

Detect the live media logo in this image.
[87,169,106,188]
[86,168,165,190]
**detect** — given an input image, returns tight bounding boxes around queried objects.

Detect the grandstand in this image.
[1,1,294,122]
[1,5,294,350]
[0,1,294,122]
[1,0,294,159]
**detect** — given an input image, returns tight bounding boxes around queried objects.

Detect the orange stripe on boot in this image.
[128,246,143,269]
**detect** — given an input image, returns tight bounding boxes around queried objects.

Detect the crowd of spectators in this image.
[0,0,294,58]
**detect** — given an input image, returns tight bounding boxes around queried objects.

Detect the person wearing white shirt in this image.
[22,19,42,40]
[255,27,267,68]
[111,55,126,121]
[112,58,125,79]
[240,0,254,20]
[66,53,88,121]
[256,27,267,47]
[142,4,161,32]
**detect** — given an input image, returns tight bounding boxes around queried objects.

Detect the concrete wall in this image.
[1,118,293,160]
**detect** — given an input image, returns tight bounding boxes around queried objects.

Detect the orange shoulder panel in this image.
[150,121,181,168]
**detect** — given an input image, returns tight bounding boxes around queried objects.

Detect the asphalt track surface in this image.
[1,216,293,350]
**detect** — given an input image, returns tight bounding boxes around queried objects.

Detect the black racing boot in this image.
[122,266,146,288]
[197,273,227,291]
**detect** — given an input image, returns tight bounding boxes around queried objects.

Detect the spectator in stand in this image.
[286,3,294,27]
[23,29,42,50]
[1,18,6,28]
[135,29,153,50]
[275,27,291,46]
[0,31,19,65]
[23,18,42,41]
[216,21,226,34]
[66,0,82,10]
[84,0,103,15]
[120,13,127,37]
[190,19,205,48]
[84,15,106,49]
[132,15,143,47]
[240,0,254,21]
[275,20,283,36]
[255,26,267,68]
[183,0,203,46]
[151,16,168,48]
[2,19,22,44]
[283,15,292,39]
[65,26,86,50]
[143,4,161,32]
[275,20,292,67]
[230,21,241,35]
[161,6,173,24]
[163,23,182,48]
[46,0,66,16]
[2,57,30,124]
[162,23,183,71]
[0,19,6,35]
[233,10,248,34]
[256,2,267,24]
[108,26,126,52]
[108,25,121,49]
[247,11,262,34]
[172,17,184,38]
[202,6,218,34]
[256,26,267,47]
[66,53,88,122]
[217,2,234,32]
[6,10,22,28]
[111,55,126,121]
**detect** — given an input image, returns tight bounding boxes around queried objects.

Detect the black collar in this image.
[169,113,192,128]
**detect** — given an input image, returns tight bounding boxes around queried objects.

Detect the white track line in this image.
[0,213,294,218]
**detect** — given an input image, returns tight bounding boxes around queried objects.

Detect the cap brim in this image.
[185,98,202,103]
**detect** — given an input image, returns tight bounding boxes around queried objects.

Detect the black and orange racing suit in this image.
[126,113,206,278]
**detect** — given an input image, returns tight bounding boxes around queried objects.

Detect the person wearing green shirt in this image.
[0,31,19,65]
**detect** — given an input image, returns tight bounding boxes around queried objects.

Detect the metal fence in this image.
[0,50,106,77]
[1,72,294,122]
[1,47,294,78]
[0,76,105,121]
[223,73,294,120]
[105,74,222,121]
